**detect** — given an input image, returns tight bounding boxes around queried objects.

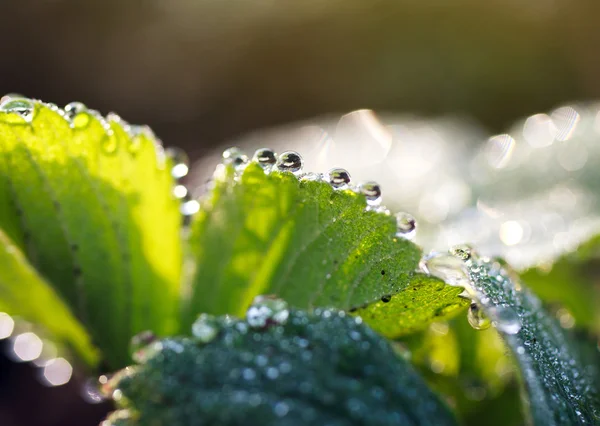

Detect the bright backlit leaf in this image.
[0,228,98,366]
[0,99,183,368]
[185,162,468,334]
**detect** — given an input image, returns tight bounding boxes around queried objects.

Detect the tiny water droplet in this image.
[359,181,382,205]
[129,331,157,363]
[0,98,35,123]
[450,244,477,261]
[192,313,220,343]
[299,172,322,182]
[246,295,289,328]
[172,184,188,199]
[252,148,277,170]
[467,303,491,330]
[327,168,351,189]
[276,151,303,174]
[395,212,417,239]
[180,198,200,216]
[222,147,249,170]
[165,147,189,179]
[489,306,521,335]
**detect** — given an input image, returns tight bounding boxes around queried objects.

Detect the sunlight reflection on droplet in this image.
[485,134,515,169]
[0,312,14,339]
[12,332,43,362]
[523,113,557,148]
[173,184,188,199]
[42,357,73,386]
[180,200,200,216]
[499,220,524,246]
[551,106,580,141]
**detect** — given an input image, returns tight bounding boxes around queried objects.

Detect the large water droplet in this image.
[276,151,303,174]
[0,98,35,123]
[395,212,417,239]
[129,331,157,363]
[359,181,382,206]
[252,148,277,171]
[166,147,189,179]
[327,168,351,189]
[64,102,90,129]
[467,303,491,330]
[489,306,521,335]
[246,295,290,328]
[420,252,471,288]
[222,147,249,170]
[192,313,220,343]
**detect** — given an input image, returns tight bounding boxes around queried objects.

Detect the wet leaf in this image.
[0,99,183,368]
[0,228,98,366]
[104,307,458,426]
[461,254,600,425]
[185,162,468,334]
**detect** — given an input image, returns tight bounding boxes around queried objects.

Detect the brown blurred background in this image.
[1,0,600,424]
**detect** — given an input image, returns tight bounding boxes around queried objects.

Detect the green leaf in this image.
[0,228,98,366]
[0,99,183,368]
[185,161,468,334]
[454,253,600,425]
[104,305,458,426]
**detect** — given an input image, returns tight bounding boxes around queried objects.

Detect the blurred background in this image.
[2,0,600,424]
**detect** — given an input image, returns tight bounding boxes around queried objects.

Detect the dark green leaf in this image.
[104,306,458,426]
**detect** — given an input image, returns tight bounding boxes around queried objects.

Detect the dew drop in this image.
[172,184,188,199]
[101,135,118,154]
[129,331,157,363]
[449,244,477,261]
[489,306,521,335]
[0,97,35,123]
[276,151,303,174]
[420,252,471,288]
[192,313,220,343]
[467,303,491,330]
[359,181,382,205]
[82,377,107,404]
[222,147,249,170]
[246,295,290,328]
[64,102,87,119]
[165,147,189,179]
[395,212,417,239]
[299,172,322,182]
[180,198,200,216]
[252,148,277,170]
[327,168,351,189]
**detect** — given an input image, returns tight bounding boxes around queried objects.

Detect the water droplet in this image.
[489,306,521,335]
[420,252,472,289]
[222,147,249,169]
[0,98,35,123]
[192,313,220,343]
[180,199,200,216]
[252,148,277,170]
[82,377,107,404]
[467,303,491,330]
[64,102,87,120]
[327,168,351,189]
[450,244,477,261]
[165,147,189,179]
[395,212,417,239]
[276,151,303,174]
[246,295,290,328]
[129,331,157,363]
[359,181,382,205]
[128,125,152,153]
[299,172,322,182]
[172,184,188,199]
